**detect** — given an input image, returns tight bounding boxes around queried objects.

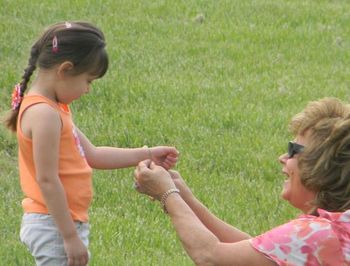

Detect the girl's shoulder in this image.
[19,96,62,139]
[21,95,62,123]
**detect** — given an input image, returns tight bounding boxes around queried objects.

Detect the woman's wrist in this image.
[160,188,180,213]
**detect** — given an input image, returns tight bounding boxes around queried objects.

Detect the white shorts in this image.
[20,213,90,266]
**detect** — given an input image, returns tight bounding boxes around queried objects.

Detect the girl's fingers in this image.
[165,157,176,165]
[166,154,178,163]
[162,163,170,170]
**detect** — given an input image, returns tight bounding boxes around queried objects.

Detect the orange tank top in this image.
[17,95,93,222]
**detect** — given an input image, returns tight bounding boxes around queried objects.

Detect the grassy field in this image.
[1,0,350,265]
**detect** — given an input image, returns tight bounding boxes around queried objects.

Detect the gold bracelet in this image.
[160,188,180,213]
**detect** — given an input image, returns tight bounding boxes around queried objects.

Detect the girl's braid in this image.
[20,44,40,96]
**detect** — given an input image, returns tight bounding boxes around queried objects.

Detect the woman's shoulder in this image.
[296,208,350,237]
[250,209,350,265]
[316,208,350,224]
[255,208,350,244]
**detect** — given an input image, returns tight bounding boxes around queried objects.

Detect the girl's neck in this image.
[27,69,59,103]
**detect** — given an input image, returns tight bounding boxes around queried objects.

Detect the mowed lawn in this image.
[0,0,349,265]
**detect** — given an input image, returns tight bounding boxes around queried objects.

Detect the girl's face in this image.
[279,134,316,213]
[56,72,95,104]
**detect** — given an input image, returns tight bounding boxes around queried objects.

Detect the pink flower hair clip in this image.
[52,22,71,53]
[11,83,23,110]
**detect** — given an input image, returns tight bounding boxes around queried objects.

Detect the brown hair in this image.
[290,97,350,212]
[5,21,109,131]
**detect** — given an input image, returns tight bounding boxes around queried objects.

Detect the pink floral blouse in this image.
[250,209,350,265]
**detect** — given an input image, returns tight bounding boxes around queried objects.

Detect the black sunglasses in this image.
[288,141,304,158]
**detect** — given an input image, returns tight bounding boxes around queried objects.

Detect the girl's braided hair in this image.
[5,21,108,131]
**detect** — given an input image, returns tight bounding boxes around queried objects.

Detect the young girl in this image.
[5,21,178,266]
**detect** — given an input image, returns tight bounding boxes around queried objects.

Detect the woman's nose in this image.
[278,153,288,164]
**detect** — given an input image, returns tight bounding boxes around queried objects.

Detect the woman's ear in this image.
[57,61,74,78]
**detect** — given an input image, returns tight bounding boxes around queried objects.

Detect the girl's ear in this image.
[57,61,74,78]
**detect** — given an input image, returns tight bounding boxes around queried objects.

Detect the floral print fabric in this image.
[250,209,350,265]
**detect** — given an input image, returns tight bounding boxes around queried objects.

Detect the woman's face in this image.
[279,134,316,213]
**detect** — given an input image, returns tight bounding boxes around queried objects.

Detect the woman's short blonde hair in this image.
[290,97,350,212]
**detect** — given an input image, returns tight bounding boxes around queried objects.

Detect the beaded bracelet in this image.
[160,188,180,213]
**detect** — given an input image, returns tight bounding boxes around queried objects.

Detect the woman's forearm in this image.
[165,193,220,265]
[182,193,251,243]
[165,193,276,266]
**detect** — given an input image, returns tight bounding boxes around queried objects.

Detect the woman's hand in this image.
[168,170,193,202]
[149,146,179,170]
[134,160,176,200]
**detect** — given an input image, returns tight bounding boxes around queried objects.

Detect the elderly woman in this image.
[134,97,350,265]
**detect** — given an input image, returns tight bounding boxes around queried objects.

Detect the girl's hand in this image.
[134,160,176,200]
[64,235,89,266]
[149,146,179,170]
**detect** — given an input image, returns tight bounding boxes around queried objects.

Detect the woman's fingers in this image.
[134,164,145,193]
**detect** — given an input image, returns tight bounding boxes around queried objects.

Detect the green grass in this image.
[1,0,350,265]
